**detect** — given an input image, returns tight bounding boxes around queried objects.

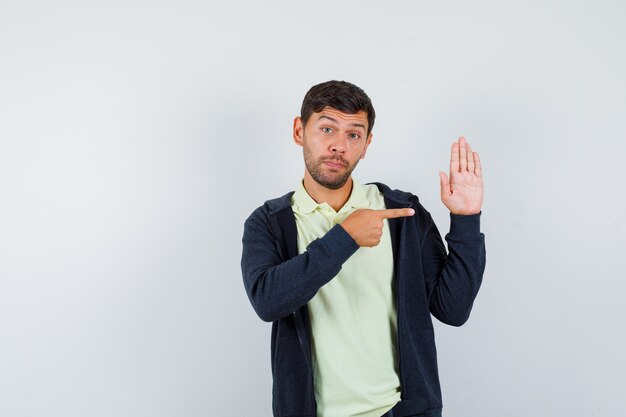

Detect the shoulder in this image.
[245,191,295,224]
[367,182,420,207]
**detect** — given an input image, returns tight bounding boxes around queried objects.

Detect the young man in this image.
[241,80,486,417]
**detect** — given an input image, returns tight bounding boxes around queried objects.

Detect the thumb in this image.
[439,171,450,198]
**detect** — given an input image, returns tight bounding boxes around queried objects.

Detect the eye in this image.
[321,127,333,134]
[348,133,361,140]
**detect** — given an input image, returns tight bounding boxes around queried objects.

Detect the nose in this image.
[329,135,347,154]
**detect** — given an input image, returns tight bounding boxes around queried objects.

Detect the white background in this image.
[1,1,625,416]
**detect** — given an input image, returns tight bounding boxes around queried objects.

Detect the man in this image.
[241,80,485,417]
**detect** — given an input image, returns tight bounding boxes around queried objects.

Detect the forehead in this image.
[310,107,369,129]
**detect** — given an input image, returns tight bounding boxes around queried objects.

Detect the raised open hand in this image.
[439,136,483,215]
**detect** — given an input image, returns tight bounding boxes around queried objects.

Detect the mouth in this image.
[321,159,346,170]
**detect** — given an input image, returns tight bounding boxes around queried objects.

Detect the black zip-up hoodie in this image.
[241,183,486,417]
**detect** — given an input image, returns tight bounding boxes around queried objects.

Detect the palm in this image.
[440,137,483,215]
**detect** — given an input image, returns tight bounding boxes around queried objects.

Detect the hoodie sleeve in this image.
[418,202,486,326]
[241,206,359,322]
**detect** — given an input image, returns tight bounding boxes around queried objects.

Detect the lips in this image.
[321,159,346,169]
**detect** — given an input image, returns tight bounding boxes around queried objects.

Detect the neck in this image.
[302,174,353,212]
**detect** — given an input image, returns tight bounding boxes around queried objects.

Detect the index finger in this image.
[377,208,415,219]
[450,141,460,173]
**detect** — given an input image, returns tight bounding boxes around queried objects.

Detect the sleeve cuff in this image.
[318,223,360,261]
[449,212,482,237]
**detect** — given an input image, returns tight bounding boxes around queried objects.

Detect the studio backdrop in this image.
[1,1,625,416]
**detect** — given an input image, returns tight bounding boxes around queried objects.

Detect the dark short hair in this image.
[300,80,375,135]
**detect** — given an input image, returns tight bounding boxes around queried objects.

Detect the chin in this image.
[318,177,350,190]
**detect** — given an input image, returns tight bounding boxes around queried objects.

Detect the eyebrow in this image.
[317,115,366,131]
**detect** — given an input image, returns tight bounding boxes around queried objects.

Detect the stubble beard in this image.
[303,145,358,190]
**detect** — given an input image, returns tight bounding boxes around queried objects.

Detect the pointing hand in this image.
[340,208,415,247]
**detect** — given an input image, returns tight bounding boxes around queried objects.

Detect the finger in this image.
[473,151,482,177]
[439,171,450,198]
[459,136,467,172]
[466,141,475,173]
[450,141,460,173]
[378,208,415,219]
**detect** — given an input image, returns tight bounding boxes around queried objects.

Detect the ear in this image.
[293,116,304,146]
[359,132,373,159]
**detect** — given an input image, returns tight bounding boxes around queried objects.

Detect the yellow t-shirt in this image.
[291,179,401,417]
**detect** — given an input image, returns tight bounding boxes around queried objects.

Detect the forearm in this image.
[242,218,358,322]
[424,212,486,326]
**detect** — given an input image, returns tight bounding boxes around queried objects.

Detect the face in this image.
[293,107,372,190]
